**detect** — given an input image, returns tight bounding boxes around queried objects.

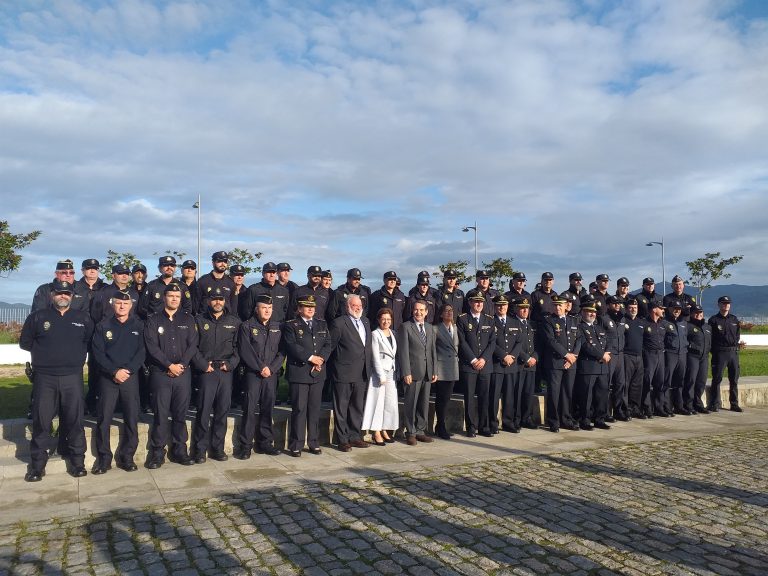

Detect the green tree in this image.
[100,250,142,279]
[482,257,515,291]
[0,221,41,277]
[686,252,744,305]
[436,260,472,285]
[228,247,263,276]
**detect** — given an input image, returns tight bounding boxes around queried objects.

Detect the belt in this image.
[715,346,738,351]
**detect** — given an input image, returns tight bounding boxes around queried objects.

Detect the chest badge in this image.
[43,321,50,331]
[203,323,209,331]
[158,326,164,334]
[105,330,113,340]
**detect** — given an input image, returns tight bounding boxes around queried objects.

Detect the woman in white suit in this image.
[362,307,399,445]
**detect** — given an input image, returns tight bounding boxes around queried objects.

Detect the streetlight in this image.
[462,221,478,273]
[645,237,665,296]
[192,195,201,272]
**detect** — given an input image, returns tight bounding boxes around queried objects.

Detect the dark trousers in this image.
[624,354,644,416]
[239,371,278,450]
[686,353,708,411]
[497,372,519,431]
[642,351,664,416]
[84,354,99,413]
[332,380,367,445]
[94,373,139,466]
[461,370,491,434]
[608,353,627,418]
[138,365,151,411]
[289,381,323,451]
[575,373,608,425]
[30,372,86,472]
[192,369,233,456]
[665,352,687,412]
[517,369,537,426]
[433,380,455,435]
[403,379,431,436]
[149,370,191,461]
[489,371,509,433]
[709,349,740,409]
[545,367,576,429]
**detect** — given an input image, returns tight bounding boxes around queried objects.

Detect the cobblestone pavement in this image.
[1,428,766,576]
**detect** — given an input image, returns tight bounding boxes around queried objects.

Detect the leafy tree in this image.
[482,257,515,290]
[686,252,744,305]
[228,247,263,276]
[153,249,187,262]
[0,221,41,277]
[100,250,142,280]
[435,260,472,285]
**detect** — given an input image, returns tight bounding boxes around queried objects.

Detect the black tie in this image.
[418,323,426,346]
[307,320,313,333]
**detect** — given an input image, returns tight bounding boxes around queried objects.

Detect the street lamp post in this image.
[193,195,201,271]
[645,237,665,296]
[462,221,478,273]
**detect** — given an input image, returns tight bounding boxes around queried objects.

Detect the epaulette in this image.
[483,314,494,319]
[458,313,468,317]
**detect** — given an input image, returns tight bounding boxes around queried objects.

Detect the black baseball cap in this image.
[181,260,196,270]
[229,264,245,275]
[82,258,100,270]
[52,280,74,293]
[132,263,147,273]
[212,251,229,262]
[347,268,362,279]
[56,259,74,271]
[112,263,131,275]
[262,262,278,273]
[277,262,292,271]
[158,256,176,267]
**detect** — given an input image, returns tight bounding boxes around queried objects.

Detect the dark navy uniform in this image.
[369,273,407,330]
[575,317,609,428]
[623,308,645,417]
[20,288,93,479]
[437,282,465,323]
[456,310,496,436]
[237,316,285,454]
[663,291,696,321]
[708,302,741,410]
[464,286,498,317]
[91,309,145,471]
[602,306,627,420]
[664,310,689,415]
[508,306,538,429]
[328,281,372,320]
[293,283,332,322]
[144,303,199,466]
[197,271,236,314]
[191,307,240,459]
[238,279,291,322]
[636,282,661,319]
[139,277,193,319]
[283,313,332,453]
[542,311,581,431]
[686,313,712,413]
[641,315,666,417]
[90,283,140,325]
[492,312,520,433]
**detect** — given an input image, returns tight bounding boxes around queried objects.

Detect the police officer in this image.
[31,259,79,312]
[664,300,689,416]
[464,270,497,316]
[328,267,371,319]
[238,262,291,322]
[90,263,140,325]
[531,272,557,324]
[144,283,199,468]
[191,288,241,463]
[90,291,145,474]
[504,272,530,305]
[615,277,631,304]
[405,273,438,324]
[229,264,246,317]
[236,295,285,458]
[508,297,538,430]
[131,263,148,300]
[437,270,465,323]
[566,272,587,316]
[686,304,712,414]
[369,271,407,331]
[456,292,496,437]
[131,262,151,412]
[180,260,201,314]
[491,295,520,434]
[623,297,646,418]
[708,295,742,412]
[641,301,667,419]
[282,295,332,457]
[575,301,610,430]
[197,251,236,314]
[542,294,581,432]
[593,274,610,316]
[138,256,193,319]
[277,263,299,300]
[74,258,105,311]
[293,265,332,322]
[603,295,628,421]
[636,277,661,319]
[663,275,697,321]
[20,280,94,481]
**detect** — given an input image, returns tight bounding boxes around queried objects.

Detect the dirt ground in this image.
[0,365,29,378]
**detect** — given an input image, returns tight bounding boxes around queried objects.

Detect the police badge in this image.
[43,321,50,331]
[158,326,164,334]
[154,292,161,299]
[298,329,304,336]
[203,323,209,331]
[106,330,113,340]
[252,328,259,336]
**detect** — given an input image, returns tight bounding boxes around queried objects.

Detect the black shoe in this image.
[193,455,207,464]
[146,459,163,469]
[522,422,538,430]
[24,469,45,482]
[91,464,111,475]
[255,446,281,456]
[549,426,560,433]
[233,450,251,460]
[617,415,630,422]
[491,429,500,435]
[438,431,451,440]
[116,461,138,472]
[168,454,194,466]
[308,447,323,455]
[694,406,709,414]
[288,450,301,458]
[605,416,616,423]
[579,422,593,431]
[709,406,719,412]
[479,431,493,438]
[209,452,228,462]
[70,466,87,478]
[466,431,477,438]
[565,423,579,431]
[730,405,743,413]
[594,422,611,430]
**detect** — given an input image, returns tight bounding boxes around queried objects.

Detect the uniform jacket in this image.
[435,322,460,381]
[237,318,284,375]
[330,315,373,382]
[238,280,290,322]
[292,284,332,322]
[368,287,407,330]
[397,320,437,383]
[143,309,199,371]
[89,283,140,325]
[192,311,241,372]
[624,315,646,356]
[436,288,465,324]
[493,315,520,374]
[708,313,741,349]
[20,307,93,376]
[456,312,496,374]
[687,320,712,358]
[196,272,236,314]
[601,311,626,354]
[542,315,581,370]
[508,315,537,371]
[663,291,697,321]
[91,315,145,378]
[282,317,332,383]
[664,316,688,355]
[577,321,608,375]
[138,277,193,319]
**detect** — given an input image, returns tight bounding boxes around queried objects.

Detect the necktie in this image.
[418,323,426,346]
[307,320,313,333]
[354,318,365,344]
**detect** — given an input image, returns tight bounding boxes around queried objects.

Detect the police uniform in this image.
[31,260,82,313]
[508,297,538,429]
[491,295,520,433]
[180,260,201,314]
[236,296,285,456]
[19,280,94,481]
[368,271,407,330]
[623,300,646,418]
[593,274,610,316]
[74,258,105,311]
[708,296,742,411]
[238,262,291,322]
[277,262,300,301]
[463,271,498,316]
[641,305,667,418]
[436,270,465,324]
[196,251,237,314]
[328,268,372,319]
[603,296,628,421]
[542,295,581,431]
[566,273,588,316]
[89,264,140,325]
[664,302,689,415]
[575,305,609,429]
[90,292,145,473]
[456,296,497,436]
[191,290,241,461]
[293,266,333,322]
[138,256,194,319]
[283,296,332,455]
[663,275,697,321]
[636,278,661,319]
[143,284,199,467]
[686,305,712,413]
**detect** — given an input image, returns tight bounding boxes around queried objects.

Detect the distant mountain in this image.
[0,301,31,309]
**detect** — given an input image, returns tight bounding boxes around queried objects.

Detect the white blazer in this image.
[371,328,397,383]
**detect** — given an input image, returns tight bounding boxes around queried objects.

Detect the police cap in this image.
[643,277,655,285]
[297,295,317,307]
[617,277,630,286]
[672,275,684,283]
[347,268,362,279]
[467,290,485,302]
[512,272,526,281]
[417,275,430,286]
[476,270,490,279]
[650,300,664,309]
[82,258,100,270]
[606,295,623,305]
[211,251,228,262]
[560,291,575,303]
[209,287,225,300]
[277,262,292,272]
[492,294,509,305]
[229,264,245,275]
[164,283,181,294]
[569,272,582,281]
[158,256,176,267]
[113,290,132,301]
[691,304,704,313]
[262,262,278,273]
[321,270,333,279]
[718,295,732,304]
[596,273,609,282]
[132,263,147,274]
[52,279,74,294]
[443,269,458,278]
[580,294,597,306]
[56,259,74,271]
[307,265,322,276]
[181,260,196,270]
[582,303,598,313]
[541,272,554,281]
[383,271,397,281]
[589,282,598,291]
[112,263,131,275]
[551,293,568,304]
[668,300,683,309]
[513,296,531,308]
[255,294,273,305]
[626,297,639,306]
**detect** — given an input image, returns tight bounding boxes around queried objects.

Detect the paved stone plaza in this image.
[1,412,767,575]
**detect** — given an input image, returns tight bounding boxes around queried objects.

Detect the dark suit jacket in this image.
[330,315,373,383]
[508,316,537,371]
[397,321,437,383]
[577,321,608,375]
[542,315,581,371]
[493,316,520,374]
[456,312,496,374]
[282,317,332,383]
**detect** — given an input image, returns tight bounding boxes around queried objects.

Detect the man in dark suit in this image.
[508,297,538,430]
[575,302,611,430]
[397,301,438,445]
[329,294,373,451]
[282,296,332,457]
[456,292,496,437]
[542,294,581,432]
[491,295,520,434]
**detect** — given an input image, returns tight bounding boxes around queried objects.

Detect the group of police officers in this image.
[19,254,743,482]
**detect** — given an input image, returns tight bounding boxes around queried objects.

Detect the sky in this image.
[1,0,767,304]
